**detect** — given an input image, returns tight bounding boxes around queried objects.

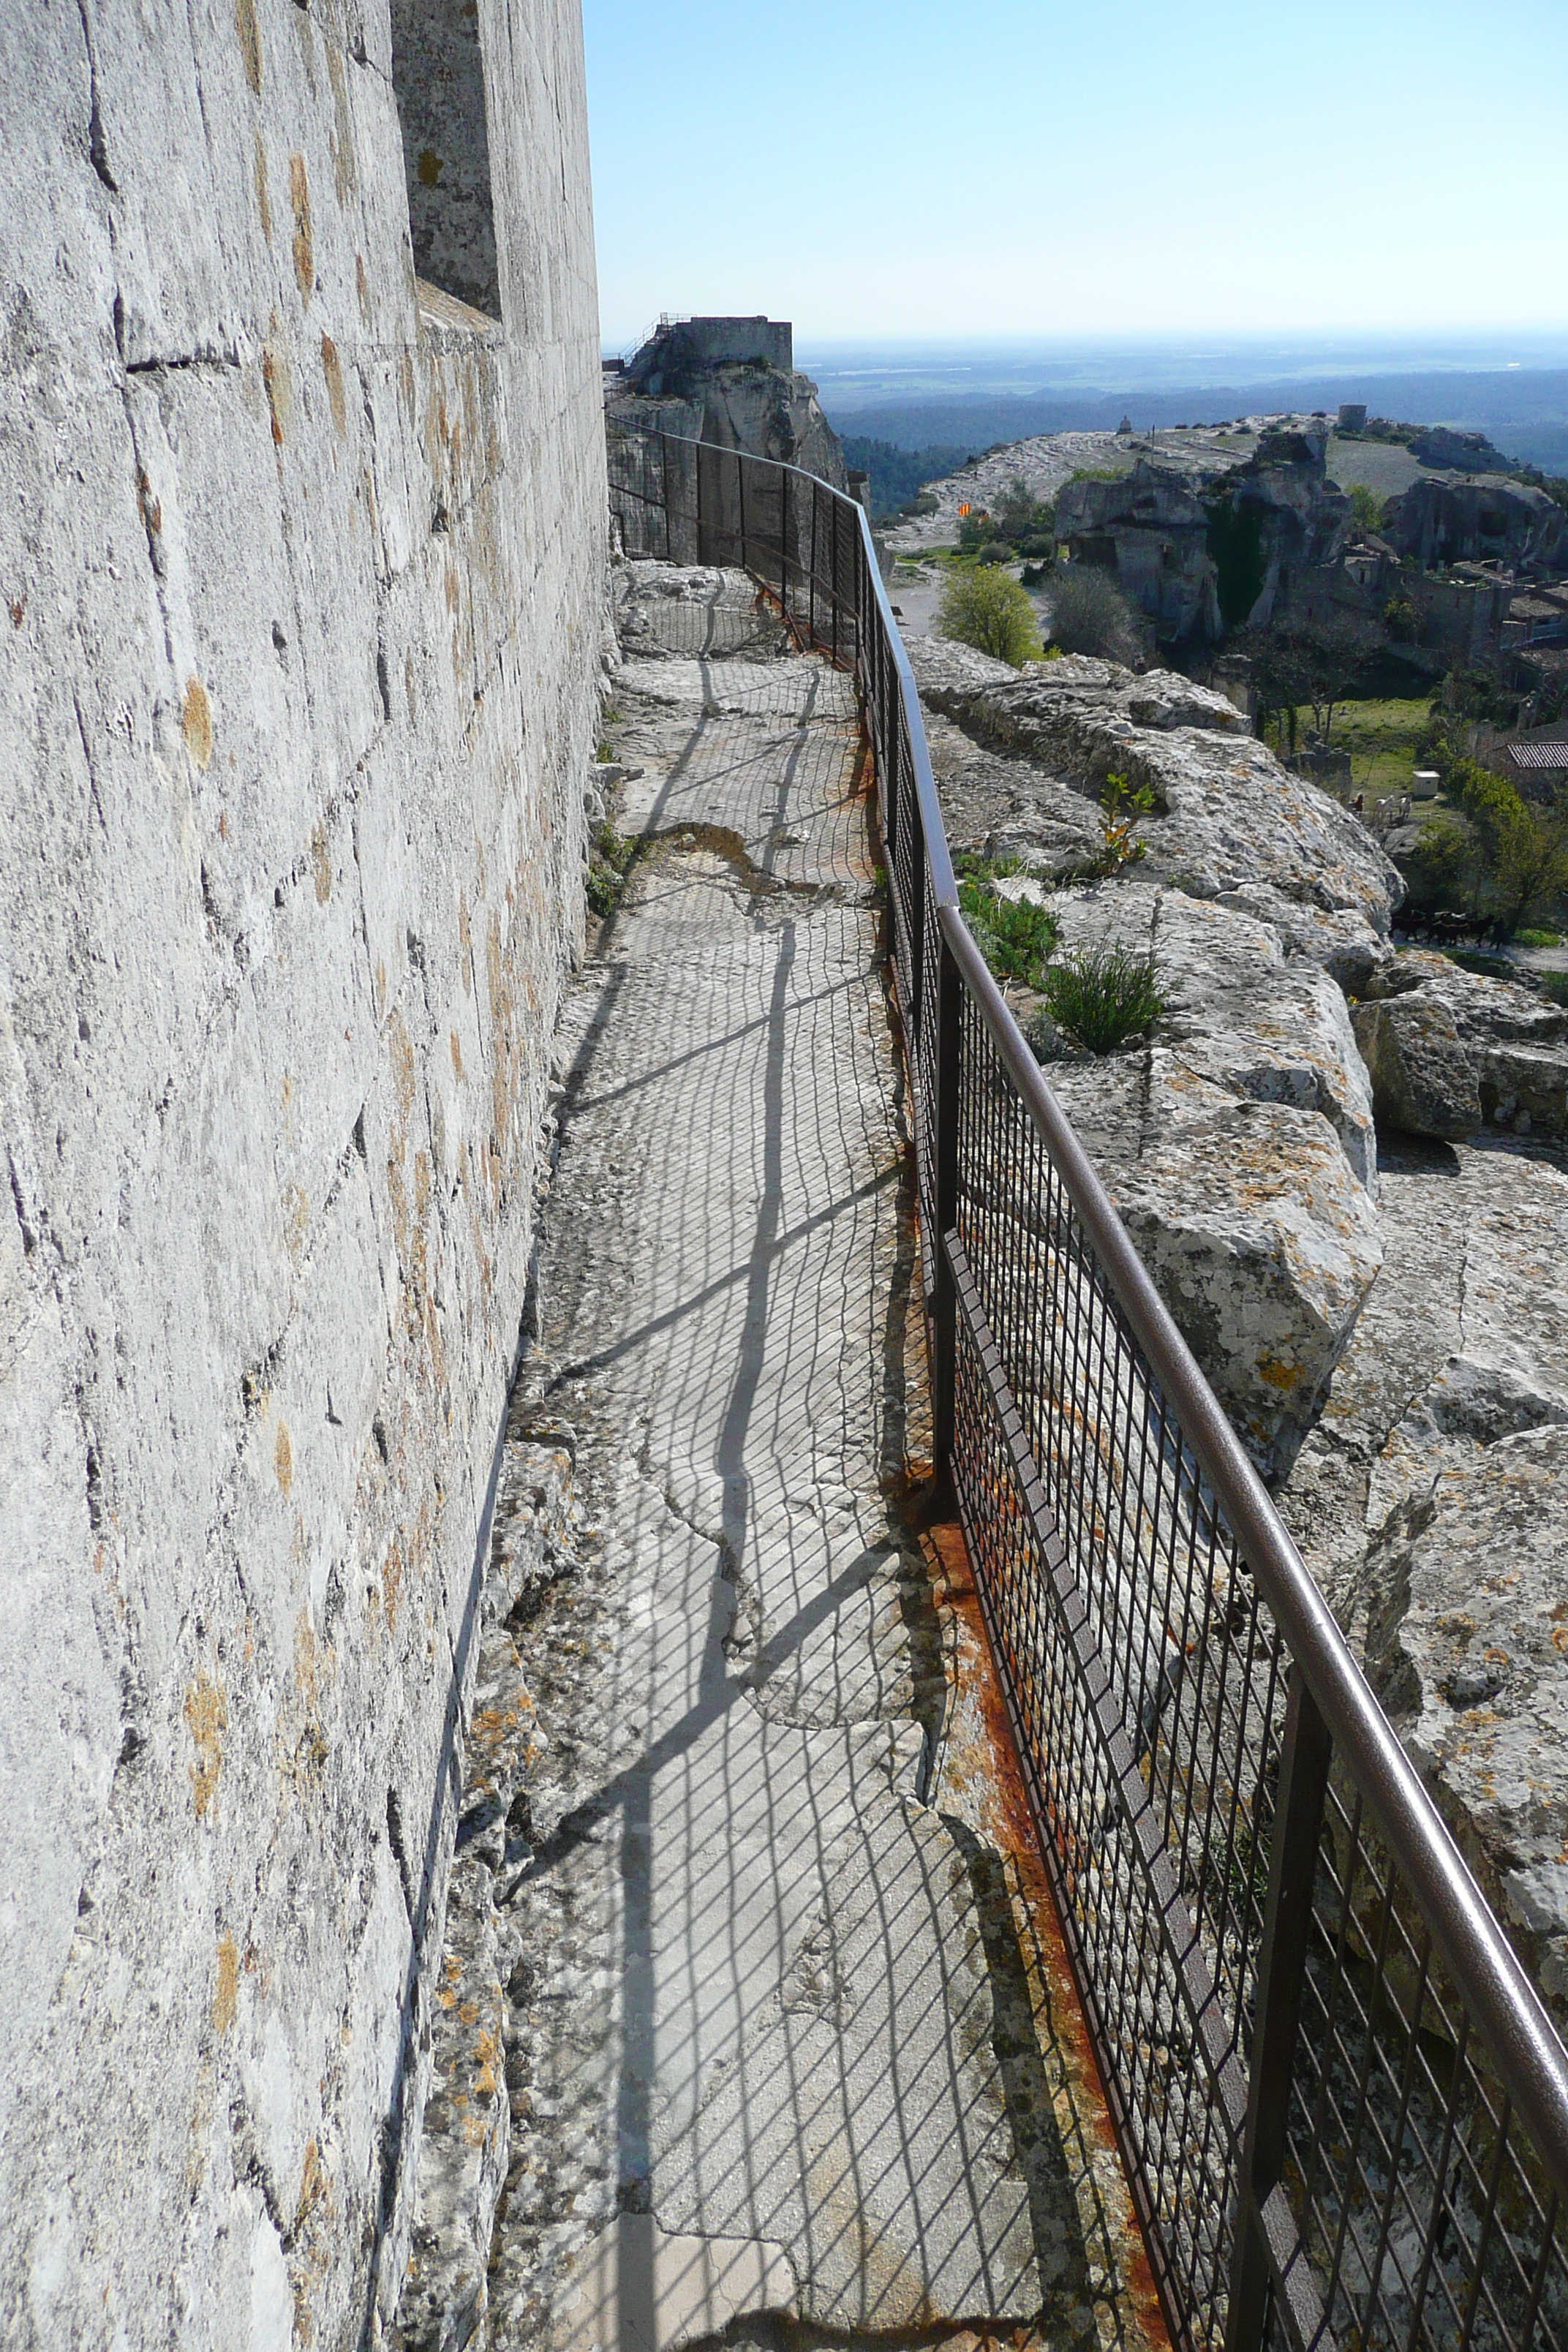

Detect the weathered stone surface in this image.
[1039,881,1378,1189]
[1354,1427,1568,2030]
[909,639,1402,928]
[926,712,1106,880]
[453,570,1142,2352]
[1213,881,1390,992]
[0,6,604,2344]
[1043,1049,1383,1473]
[1352,996,1482,1138]
[394,1440,576,2352]
[1358,949,1568,1136]
[1366,948,1568,1045]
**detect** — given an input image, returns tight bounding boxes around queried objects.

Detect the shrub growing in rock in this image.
[936,567,1042,666]
[1043,942,1164,1052]
[975,539,1014,566]
[586,823,636,917]
[957,875,1058,988]
[1044,566,1144,665]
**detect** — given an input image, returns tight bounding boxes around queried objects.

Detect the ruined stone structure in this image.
[0,3,604,2342]
[606,314,847,487]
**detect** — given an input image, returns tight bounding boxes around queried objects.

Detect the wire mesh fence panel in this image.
[603,423,1568,2352]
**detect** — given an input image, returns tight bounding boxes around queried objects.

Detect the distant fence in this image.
[606,421,1568,2352]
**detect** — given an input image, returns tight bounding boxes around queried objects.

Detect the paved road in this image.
[464,567,1159,2352]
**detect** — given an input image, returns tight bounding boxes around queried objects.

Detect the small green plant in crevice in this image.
[1042,941,1164,1052]
[1082,769,1155,878]
[957,865,1058,990]
[585,822,636,919]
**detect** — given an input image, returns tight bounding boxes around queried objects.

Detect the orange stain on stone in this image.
[181,676,214,768]
[184,1671,227,1820]
[320,334,345,435]
[213,1932,239,2032]
[289,154,314,298]
[275,1419,293,1498]
[235,0,261,92]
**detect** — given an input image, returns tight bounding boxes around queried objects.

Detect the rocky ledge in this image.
[911,633,1568,2030]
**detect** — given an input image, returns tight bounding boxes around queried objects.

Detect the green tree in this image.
[1348,483,1387,534]
[1448,758,1568,934]
[936,567,1043,666]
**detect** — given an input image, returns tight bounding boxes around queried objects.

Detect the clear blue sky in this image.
[581,0,1568,351]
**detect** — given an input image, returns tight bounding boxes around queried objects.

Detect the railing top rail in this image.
[607,423,1568,2205]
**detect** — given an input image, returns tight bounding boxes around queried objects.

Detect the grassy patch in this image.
[957,872,1058,989]
[1043,942,1164,1052]
[1262,696,1431,795]
[1515,926,1562,949]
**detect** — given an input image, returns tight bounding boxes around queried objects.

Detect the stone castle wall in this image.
[0,1,604,2342]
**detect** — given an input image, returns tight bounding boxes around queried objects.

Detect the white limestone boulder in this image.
[1354,1425,1568,2033]
[1352,995,1482,1139]
[1032,881,1379,1191]
[1041,1048,1383,1475]
[1358,949,1568,1137]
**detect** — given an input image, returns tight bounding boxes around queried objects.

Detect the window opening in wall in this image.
[389,0,501,320]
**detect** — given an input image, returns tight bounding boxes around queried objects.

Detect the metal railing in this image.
[606,423,1568,2352]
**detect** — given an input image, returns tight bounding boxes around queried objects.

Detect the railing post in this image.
[809,485,818,650]
[695,437,706,568]
[830,496,840,662]
[1224,1665,1333,2352]
[928,923,961,1502]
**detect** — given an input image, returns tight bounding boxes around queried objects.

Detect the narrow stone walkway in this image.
[416,565,1163,2352]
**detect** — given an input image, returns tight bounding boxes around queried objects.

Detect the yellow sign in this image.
[957,502,970,516]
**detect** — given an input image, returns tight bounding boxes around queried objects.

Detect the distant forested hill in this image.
[840,436,971,516]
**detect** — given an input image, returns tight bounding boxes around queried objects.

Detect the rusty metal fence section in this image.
[605,423,1568,2352]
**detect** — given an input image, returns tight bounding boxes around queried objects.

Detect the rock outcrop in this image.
[1054,423,1353,639]
[913,615,1568,2031]
[908,640,1403,931]
[607,316,846,489]
[1387,471,1568,576]
[1356,950,1568,1137]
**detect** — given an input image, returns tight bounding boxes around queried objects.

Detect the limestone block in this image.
[1043,881,1379,1190]
[1357,1427,1568,2032]
[1352,995,1482,1137]
[1480,1041,1568,1137]
[1046,1051,1383,1474]
[910,638,1401,929]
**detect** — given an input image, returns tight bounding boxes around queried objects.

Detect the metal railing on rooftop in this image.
[605,422,1568,2352]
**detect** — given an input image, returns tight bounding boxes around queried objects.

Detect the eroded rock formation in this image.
[916,635,1568,2023]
